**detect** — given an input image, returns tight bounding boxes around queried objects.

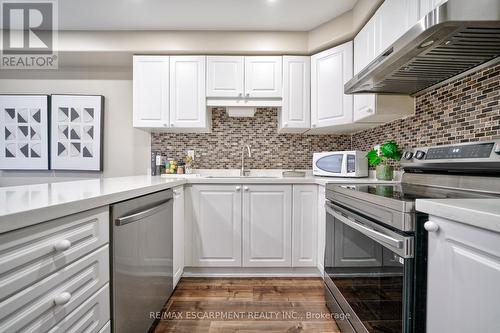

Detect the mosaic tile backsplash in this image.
[152,108,351,169]
[152,64,499,169]
[351,64,500,153]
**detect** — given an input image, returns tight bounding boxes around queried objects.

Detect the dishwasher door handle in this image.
[115,199,172,226]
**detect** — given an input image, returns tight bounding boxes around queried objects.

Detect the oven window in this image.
[316,155,343,173]
[325,213,407,333]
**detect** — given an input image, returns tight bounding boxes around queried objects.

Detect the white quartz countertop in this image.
[0,173,397,233]
[417,199,500,233]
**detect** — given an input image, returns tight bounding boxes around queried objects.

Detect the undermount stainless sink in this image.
[205,176,281,179]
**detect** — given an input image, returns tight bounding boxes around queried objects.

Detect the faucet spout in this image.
[241,144,251,176]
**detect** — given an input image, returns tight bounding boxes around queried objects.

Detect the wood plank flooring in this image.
[152,278,341,333]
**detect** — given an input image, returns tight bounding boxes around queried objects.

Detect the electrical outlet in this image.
[187,150,195,160]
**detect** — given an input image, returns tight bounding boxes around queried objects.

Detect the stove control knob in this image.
[415,150,426,160]
[403,151,414,160]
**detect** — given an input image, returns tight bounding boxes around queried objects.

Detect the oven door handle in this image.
[326,204,413,258]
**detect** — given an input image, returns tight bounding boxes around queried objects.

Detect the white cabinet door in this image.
[354,16,376,75]
[279,56,311,133]
[375,0,420,57]
[173,186,184,287]
[426,216,500,333]
[206,56,244,97]
[133,56,169,128]
[311,41,353,128]
[243,185,292,267]
[292,185,317,267]
[244,56,282,98]
[191,185,242,267]
[169,56,207,129]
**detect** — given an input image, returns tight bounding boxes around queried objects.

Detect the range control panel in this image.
[400,140,500,172]
[425,142,495,159]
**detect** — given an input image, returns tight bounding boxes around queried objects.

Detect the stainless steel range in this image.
[324,140,500,333]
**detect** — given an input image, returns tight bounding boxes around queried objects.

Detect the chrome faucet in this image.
[241,144,251,176]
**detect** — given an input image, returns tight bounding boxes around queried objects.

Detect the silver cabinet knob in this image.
[312,124,317,128]
[163,123,168,127]
[54,292,72,306]
[238,93,243,97]
[235,186,241,191]
[54,239,72,252]
[284,122,288,127]
[246,93,250,97]
[424,221,439,232]
[243,186,249,191]
[170,123,174,127]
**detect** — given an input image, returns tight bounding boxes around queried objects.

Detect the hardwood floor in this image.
[153,278,341,333]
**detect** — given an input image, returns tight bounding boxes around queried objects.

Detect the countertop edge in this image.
[416,199,500,233]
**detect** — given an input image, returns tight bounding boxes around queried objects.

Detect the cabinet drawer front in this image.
[0,245,109,333]
[0,206,109,300]
[47,284,110,333]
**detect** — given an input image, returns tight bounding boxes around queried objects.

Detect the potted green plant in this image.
[366,140,402,181]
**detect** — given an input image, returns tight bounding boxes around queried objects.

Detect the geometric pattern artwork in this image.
[50,95,104,171]
[0,95,49,170]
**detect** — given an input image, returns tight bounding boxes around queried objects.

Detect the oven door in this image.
[324,202,415,333]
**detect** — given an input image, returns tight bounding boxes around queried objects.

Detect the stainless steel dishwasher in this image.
[111,190,173,333]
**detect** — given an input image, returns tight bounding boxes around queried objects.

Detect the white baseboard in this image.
[182,266,322,278]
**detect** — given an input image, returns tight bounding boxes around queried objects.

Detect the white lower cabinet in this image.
[0,207,110,333]
[191,184,242,267]
[190,184,315,269]
[426,216,500,333]
[243,185,292,267]
[292,185,318,267]
[173,186,185,287]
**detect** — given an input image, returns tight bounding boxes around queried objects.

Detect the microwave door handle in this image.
[326,204,406,253]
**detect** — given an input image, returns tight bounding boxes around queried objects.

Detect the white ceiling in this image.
[58,0,358,31]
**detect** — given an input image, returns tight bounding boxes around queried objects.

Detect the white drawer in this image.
[0,245,109,333]
[0,206,109,300]
[47,284,110,333]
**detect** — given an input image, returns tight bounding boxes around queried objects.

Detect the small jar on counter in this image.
[177,163,185,174]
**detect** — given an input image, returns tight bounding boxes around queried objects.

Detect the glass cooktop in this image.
[330,183,496,202]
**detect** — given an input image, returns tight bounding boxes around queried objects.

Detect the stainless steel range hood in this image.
[345,0,500,95]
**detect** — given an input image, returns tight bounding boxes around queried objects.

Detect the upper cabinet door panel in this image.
[311,41,353,128]
[206,56,244,97]
[375,0,420,56]
[281,56,311,130]
[133,56,169,128]
[244,56,282,98]
[169,56,206,128]
[354,16,376,75]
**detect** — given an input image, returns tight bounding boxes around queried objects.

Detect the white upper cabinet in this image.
[311,41,353,129]
[169,56,207,129]
[242,185,292,267]
[206,56,244,97]
[279,56,311,133]
[244,56,282,98]
[133,56,169,128]
[375,0,420,57]
[352,2,415,124]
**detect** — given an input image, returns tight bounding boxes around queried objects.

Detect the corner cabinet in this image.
[133,55,209,132]
[242,185,292,267]
[191,185,242,267]
[279,56,311,133]
[310,41,354,131]
[133,56,169,128]
[426,216,500,333]
[352,1,415,124]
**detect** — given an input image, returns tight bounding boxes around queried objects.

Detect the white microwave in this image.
[313,151,368,177]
